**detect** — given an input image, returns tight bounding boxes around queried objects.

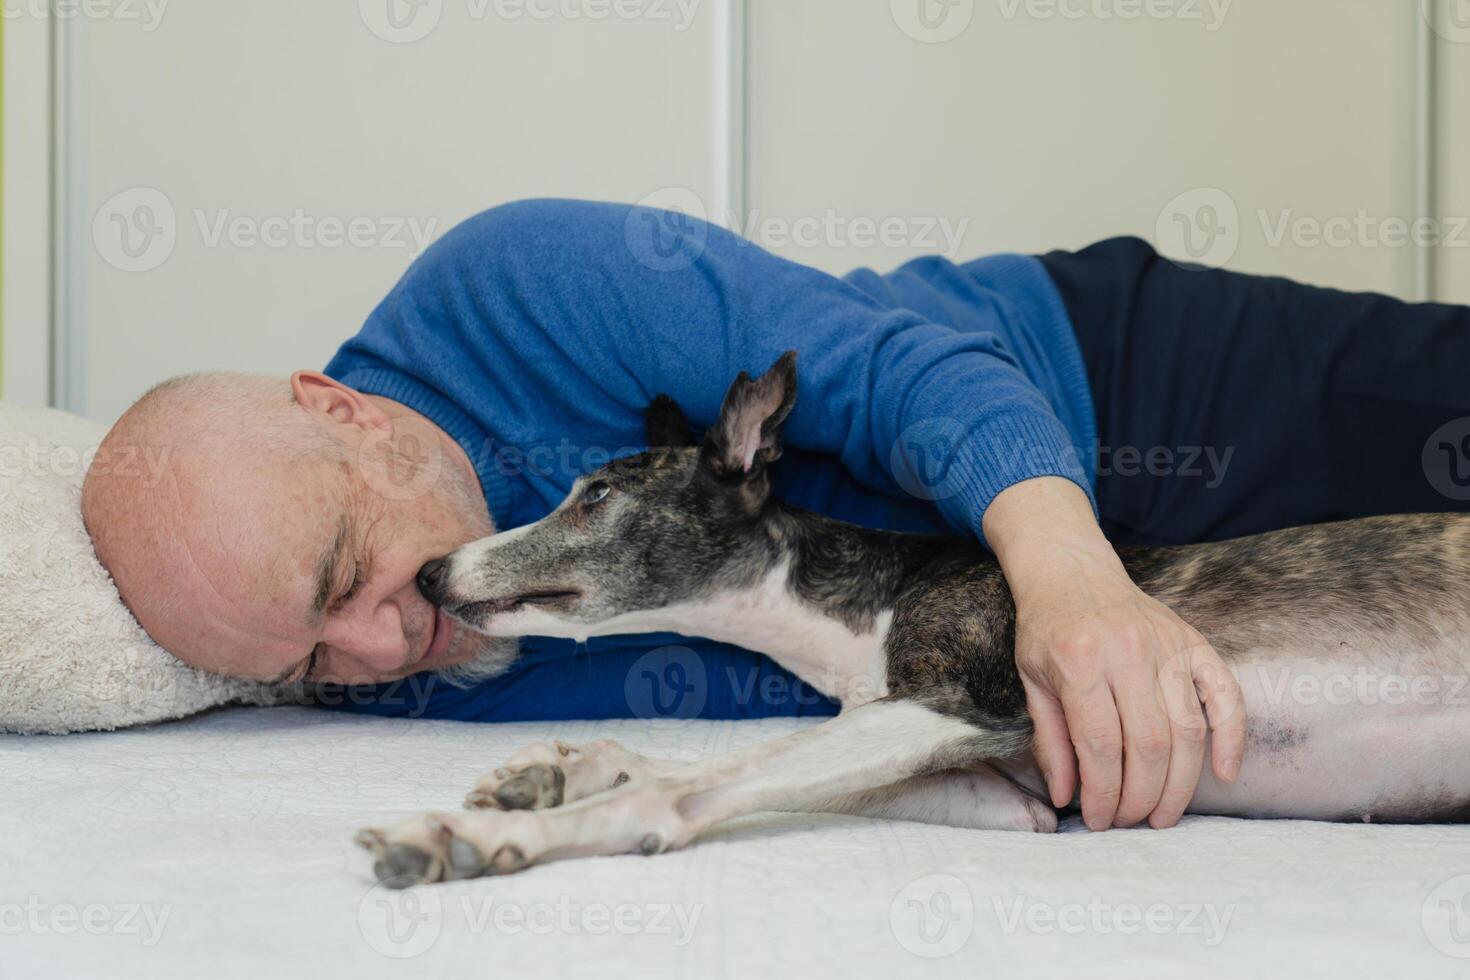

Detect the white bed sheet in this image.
[3,706,1467,979]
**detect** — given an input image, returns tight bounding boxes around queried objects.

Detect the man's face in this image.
[85,373,503,686]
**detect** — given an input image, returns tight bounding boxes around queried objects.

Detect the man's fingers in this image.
[1109,665,1173,828]
[1022,678,1078,808]
[1147,649,1210,829]
[1193,648,1246,782]
[1060,680,1125,831]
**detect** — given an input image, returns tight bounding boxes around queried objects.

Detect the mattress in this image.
[3,706,1466,979]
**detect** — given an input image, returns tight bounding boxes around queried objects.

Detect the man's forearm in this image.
[982,476,1120,599]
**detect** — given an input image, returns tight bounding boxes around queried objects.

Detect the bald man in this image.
[83,199,1470,832]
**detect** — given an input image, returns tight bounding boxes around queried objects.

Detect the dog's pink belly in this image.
[1186,657,1470,822]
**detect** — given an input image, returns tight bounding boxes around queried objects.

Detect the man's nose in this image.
[418,558,449,604]
[321,602,409,673]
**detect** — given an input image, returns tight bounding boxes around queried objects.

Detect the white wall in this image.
[746,0,1421,291]
[1438,4,1470,305]
[77,0,717,421]
[2,10,52,407]
[50,0,1469,422]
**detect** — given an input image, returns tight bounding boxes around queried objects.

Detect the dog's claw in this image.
[464,790,497,810]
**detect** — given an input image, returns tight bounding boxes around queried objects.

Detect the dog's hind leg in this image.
[358,694,1037,885]
[814,765,1056,832]
[464,742,1054,833]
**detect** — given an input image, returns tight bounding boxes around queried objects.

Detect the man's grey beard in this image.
[432,634,521,689]
[428,461,520,690]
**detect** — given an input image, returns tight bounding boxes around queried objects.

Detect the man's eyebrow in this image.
[310,517,351,622]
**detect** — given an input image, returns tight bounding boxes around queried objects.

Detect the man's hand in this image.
[982,477,1245,830]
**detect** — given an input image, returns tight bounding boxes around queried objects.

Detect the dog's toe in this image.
[446,835,487,878]
[376,843,435,888]
[491,764,565,810]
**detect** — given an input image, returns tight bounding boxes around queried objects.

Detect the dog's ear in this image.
[645,394,691,449]
[701,351,798,482]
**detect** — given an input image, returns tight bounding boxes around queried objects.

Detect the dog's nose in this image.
[417,558,450,602]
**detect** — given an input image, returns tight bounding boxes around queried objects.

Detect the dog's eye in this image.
[582,482,611,506]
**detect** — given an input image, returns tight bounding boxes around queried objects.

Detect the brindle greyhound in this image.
[356,352,1470,887]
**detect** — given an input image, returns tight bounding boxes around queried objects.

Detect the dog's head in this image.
[417,352,798,637]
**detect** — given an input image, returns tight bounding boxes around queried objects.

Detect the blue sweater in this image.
[320,198,1095,722]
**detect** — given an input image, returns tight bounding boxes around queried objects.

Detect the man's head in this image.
[82,371,509,686]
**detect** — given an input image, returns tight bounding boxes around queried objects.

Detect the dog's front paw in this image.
[356,811,545,886]
[464,739,643,811]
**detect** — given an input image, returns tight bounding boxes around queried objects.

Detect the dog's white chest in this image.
[588,564,891,705]
[688,568,892,705]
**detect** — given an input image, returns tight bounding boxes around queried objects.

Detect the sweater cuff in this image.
[912,411,1097,549]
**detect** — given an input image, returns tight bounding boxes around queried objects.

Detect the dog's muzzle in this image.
[418,557,451,606]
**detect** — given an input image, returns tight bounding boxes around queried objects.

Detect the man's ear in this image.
[700,351,798,481]
[291,372,392,434]
[644,394,692,449]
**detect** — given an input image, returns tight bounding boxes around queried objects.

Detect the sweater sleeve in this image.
[345,198,1095,543]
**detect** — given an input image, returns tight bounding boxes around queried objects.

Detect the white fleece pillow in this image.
[0,405,280,734]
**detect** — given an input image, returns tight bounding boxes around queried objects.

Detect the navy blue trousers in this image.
[1040,237,1470,548]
